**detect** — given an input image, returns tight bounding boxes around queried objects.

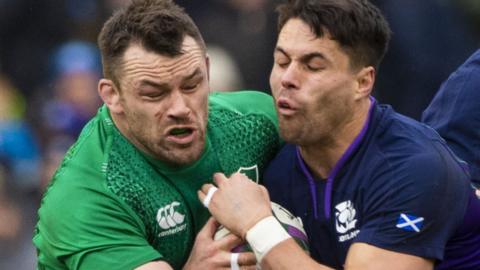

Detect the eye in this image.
[275,56,290,68]
[306,64,324,72]
[183,83,199,91]
[274,52,290,68]
[182,77,202,92]
[305,59,326,72]
[139,88,166,100]
[143,92,165,100]
[277,60,290,68]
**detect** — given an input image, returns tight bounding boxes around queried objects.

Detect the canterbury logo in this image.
[156,201,185,230]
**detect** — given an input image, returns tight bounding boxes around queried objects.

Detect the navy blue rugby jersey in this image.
[264,98,480,269]
[423,49,480,186]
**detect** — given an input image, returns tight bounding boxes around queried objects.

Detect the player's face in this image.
[270,19,360,146]
[115,37,210,165]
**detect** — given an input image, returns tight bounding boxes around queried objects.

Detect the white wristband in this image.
[246,216,291,262]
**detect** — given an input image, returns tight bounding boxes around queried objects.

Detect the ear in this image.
[98,79,123,114]
[354,66,375,100]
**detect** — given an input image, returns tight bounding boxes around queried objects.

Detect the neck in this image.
[299,98,372,179]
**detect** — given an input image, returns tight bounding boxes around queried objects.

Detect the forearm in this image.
[260,238,333,270]
[246,216,332,270]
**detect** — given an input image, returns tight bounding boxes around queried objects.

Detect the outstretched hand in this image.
[183,217,256,270]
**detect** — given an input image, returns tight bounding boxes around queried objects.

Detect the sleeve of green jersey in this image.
[34,178,163,270]
[209,90,279,130]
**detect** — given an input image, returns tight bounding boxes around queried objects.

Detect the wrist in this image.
[246,215,291,262]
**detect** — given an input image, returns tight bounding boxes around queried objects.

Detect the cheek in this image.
[269,68,281,88]
[270,79,283,101]
[192,92,209,121]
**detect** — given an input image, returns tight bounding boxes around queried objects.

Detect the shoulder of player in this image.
[39,120,129,219]
[363,111,469,187]
[365,140,468,202]
[374,107,449,161]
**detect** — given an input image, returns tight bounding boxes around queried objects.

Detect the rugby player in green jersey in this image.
[33,0,280,269]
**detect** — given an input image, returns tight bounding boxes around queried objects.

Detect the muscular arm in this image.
[199,173,435,270]
[259,241,432,270]
[260,238,332,270]
[344,243,433,270]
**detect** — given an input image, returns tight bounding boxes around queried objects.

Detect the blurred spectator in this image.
[64,0,105,41]
[372,0,478,119]
[33,40,102,189]
[207,44,245,92]
[0,74,38,270]
[0,166,21,241]
[0,0,70,98]
[45,41,102,136]
[0,74,41,191]
[180,0,278,92]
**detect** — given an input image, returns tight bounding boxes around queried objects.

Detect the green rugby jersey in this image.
[33,91,280,270]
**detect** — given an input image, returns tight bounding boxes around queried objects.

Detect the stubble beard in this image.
[278,112,337,149]
[136,126,206,166]
[124,111,207,166]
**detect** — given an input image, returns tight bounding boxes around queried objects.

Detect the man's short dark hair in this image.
[277,0,391,70]
[98,0,206,84]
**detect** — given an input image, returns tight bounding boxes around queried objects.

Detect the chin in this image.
[169,153,201,166]
[164,145,205,166]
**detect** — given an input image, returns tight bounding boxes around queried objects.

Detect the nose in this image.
[280,63,300,90]
[167,91,191,120]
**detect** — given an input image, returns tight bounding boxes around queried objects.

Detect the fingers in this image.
[198,183,217,208]
[203,186,218,208]
[213,172,228,186]
[236,251,256,266]
[230,253,240,270]
[197,217,219,238]
[231,252,257,270]
[216,231,244,248]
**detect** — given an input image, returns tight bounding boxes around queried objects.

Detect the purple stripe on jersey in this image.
[323,97,376,218]
[296,147,319,219]
[436,190,480,270]
[287,225,309,243]
[296,97,376,219]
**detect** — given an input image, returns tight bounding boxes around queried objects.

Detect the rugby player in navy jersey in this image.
[199,0,480,269]
[423,49,480,189]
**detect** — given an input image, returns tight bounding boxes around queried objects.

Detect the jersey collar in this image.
[296,96,377,219]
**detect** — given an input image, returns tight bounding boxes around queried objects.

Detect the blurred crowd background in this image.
[0,0,479,268]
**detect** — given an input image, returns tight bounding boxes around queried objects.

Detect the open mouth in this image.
[276,98,297,116]
[169,128,194,137]
[278,100,292,109]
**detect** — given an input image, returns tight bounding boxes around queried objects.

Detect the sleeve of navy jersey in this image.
[422,49,480,185]
[354,140,471,260]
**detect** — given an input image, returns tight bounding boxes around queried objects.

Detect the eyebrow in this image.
[275,46,331,64]
[183,67,202,82]
[137,67,203,90]
[138,80,169,91]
